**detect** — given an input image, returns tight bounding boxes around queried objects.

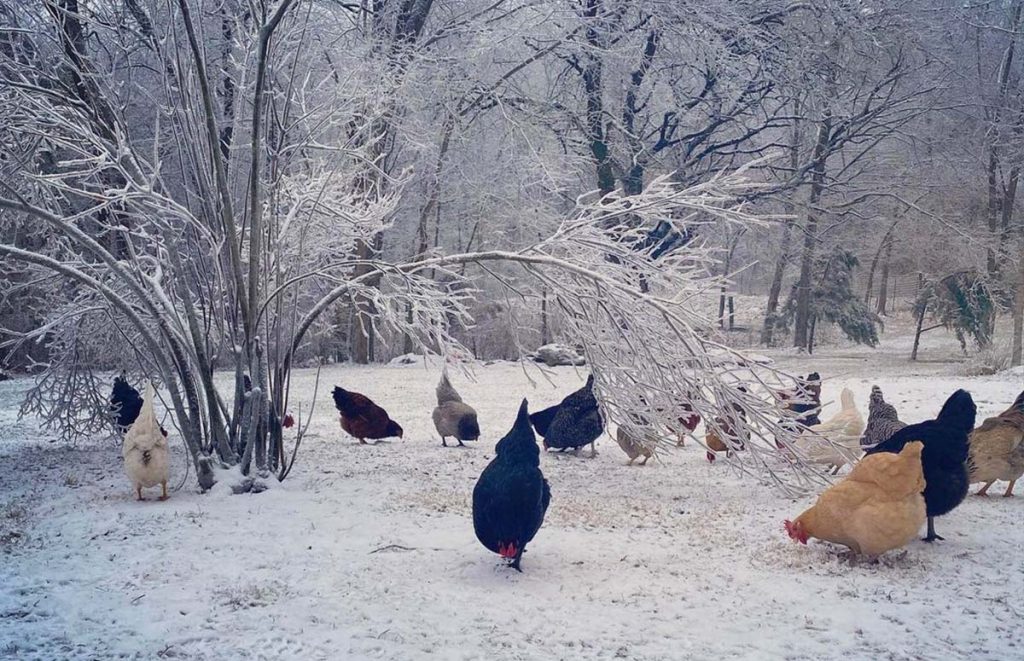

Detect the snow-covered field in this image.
[1,332,1023,660]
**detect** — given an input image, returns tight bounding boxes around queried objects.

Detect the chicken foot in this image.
[923,517,944,542]
[509,548,524,573]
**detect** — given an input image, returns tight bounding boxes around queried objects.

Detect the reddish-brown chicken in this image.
[332,386,403,444]
[673,399,701,447]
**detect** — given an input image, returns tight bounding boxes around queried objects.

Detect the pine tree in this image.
[782,249,882,352]
[912,271,995,356]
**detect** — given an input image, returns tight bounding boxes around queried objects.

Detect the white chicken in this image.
[122,382,170,501]
[795,388,865,474]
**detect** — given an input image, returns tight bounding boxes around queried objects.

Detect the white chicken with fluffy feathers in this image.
[795,388,865,474]
[122,382,170,501]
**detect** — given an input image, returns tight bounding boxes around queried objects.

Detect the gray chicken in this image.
[432,371,480,447]
[859,385,906,449]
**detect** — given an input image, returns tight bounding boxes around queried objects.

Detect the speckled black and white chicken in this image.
[541,374,603,456]
[859,385,906,450]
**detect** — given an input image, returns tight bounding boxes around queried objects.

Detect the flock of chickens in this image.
[108,368,1024,570]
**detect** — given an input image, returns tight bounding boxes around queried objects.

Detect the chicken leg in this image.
[159,481,169,501]
[1004,480,1016,497]
[441,437,448,447]
[639,454,650,466]
[589,441,598,458]
[509,547,524,573]
[136,485,143,501]
[976,481,994,496]
[923,517,944,542]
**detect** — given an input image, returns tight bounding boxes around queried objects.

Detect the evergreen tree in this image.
[782,249,882,352]
[912,271,995,353]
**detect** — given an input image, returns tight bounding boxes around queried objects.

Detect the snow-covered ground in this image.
[1,330,1023,660]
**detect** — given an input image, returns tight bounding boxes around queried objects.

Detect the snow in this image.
[1,334,1023,659]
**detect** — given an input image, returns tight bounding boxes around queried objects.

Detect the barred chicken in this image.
[785,441,925,557]
[122,383,170,501]
[969,390,1024,497]
[860,385,906,450]
[432,371,481,447]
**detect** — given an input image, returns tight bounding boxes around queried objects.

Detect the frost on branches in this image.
[0,1,831,495]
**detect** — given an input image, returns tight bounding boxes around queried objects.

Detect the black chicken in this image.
[110,373,144,433]
[528,404,559,438]
[775,372,821,449]
[473,399,551,572]
[790,372,823,427]
[865,389,976,542]
[541,374,603,455]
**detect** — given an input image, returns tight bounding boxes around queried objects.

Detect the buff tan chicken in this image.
[969,390,1024,497]
[785,441,926,557]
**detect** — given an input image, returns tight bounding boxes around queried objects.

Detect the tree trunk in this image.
[985,0,1023,281]
[541,289,550,345]
[760,219,792,345]
[864,218,901,304]
[761,105,802,346]
[718,283,727,328]
[351,0,436,363]
[581,0,615,196]
[1013,238,1024,367]
[911,301,928,361]
[793,115,832,349]
[876,240,893,315]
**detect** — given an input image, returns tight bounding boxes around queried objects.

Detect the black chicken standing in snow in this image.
[538,374,603,456]
[110,373,144,433]
[473,399,551,572]
[865,389,976,542]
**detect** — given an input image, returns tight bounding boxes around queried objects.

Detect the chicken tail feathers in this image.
[332,386,355,415]
[436,370,463,405]
[1011,390,1024,416]
[141,382,156,420]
